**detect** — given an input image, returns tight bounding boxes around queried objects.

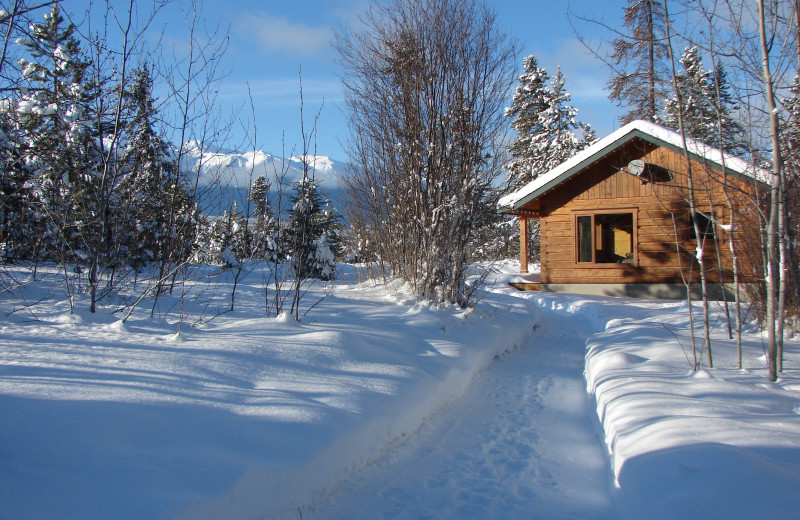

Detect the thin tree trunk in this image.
[673,215,698,370]
[778,171,787,372]
[662,0,712,368]
[757,0,783,382]
[646,0,657,120]
[704,11,744,365]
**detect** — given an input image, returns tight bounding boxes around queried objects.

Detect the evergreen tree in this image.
[661,46,746,154]
[226,201,250,265]
[248,175,280,261]
[780,76,800,315]
[505,56,594,265]
[191,203,247,268]
[15,4,102,263]
[784,77,800,164]
[505,55,554,191]
[118,65,185,270]
[542,67,596,170]
[710,62,746,155]
[505,57,594,193]
[0,101,36,261]
[117,68,197,295]
[287,178,339,280]
[608,0,670,124]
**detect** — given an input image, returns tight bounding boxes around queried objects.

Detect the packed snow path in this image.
[306,304,619,519]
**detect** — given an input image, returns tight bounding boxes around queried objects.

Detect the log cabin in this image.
[497,120,765,299]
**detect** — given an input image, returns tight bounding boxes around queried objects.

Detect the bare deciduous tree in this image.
[335,0,517,306]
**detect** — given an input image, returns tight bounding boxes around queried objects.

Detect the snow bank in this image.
[498,291,800,520]
[581,298,800,520]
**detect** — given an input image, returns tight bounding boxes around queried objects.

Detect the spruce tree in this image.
[505,55,553,191]
[506,56,594,192]
[661,46,745,154]
[15,4,101,263]
[780,76,800,302]
[0,102,35,261]
[248,175,280,261]
[287,178,339,281]
[505,56,594,264]
[118,65,185,270]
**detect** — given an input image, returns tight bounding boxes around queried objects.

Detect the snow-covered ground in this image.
[306,288,619,520]
[1,263,799,519]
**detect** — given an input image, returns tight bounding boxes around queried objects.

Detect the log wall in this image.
[529,139,761,285]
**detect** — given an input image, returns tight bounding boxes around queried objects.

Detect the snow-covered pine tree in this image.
[209,202,248,268]
[287,177,339,281]
[192,203,246,268]
[505,57,594,193]
[248,175,281,262]
[14,4,102,265]
[540,67,596,172]
[710,62,747,155]
[505,56,552,193]
[0,99,36,262]
[779,76,800,313]
[117,67,198,295]
[117,65,181,270]
[227,201,250,266]
[661,46,746,154]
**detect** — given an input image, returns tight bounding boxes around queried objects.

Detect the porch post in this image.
[519,217,528,274]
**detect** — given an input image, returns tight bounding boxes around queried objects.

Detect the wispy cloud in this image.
[219,77,343,107]
[329,0,371,28]
[237,11,331,57]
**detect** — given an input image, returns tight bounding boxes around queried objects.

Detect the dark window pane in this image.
[689,212,714,240]
[577,215,592,262]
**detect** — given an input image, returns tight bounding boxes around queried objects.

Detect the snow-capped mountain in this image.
[181,144,350,215]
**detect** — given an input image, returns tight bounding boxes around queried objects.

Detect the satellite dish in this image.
[628,159,645,176]
[627,160,673,183]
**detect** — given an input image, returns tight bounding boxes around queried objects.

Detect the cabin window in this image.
[689,211,715,240]
[575,212,636,265]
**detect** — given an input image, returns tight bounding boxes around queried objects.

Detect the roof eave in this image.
[509,128,646,211]
[506,123,764,212]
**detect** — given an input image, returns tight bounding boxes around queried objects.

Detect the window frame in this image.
[572,208,638,267]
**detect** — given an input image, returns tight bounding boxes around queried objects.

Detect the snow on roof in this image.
[498,120,766,212]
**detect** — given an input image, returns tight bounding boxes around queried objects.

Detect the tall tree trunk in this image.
[646,0,657,121]
[757,0,783,382]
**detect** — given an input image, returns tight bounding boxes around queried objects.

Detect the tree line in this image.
[0,1,340,319]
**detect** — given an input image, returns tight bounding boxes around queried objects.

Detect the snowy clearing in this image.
[1,263,799,519]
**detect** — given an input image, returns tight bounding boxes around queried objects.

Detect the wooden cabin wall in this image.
[536,140,762,285]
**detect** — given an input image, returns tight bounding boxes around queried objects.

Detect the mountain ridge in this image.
[181,146,350,215]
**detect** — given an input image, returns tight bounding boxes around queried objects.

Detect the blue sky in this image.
[66,0,628,160]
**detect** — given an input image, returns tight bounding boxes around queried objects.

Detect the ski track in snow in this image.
[305,305,619,520]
